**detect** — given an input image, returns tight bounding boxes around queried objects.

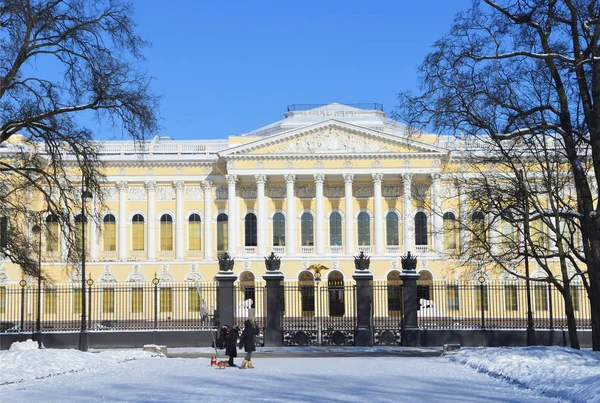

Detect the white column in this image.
[256,175,267,255]
[285,174,296,255]
[431,173,443,253]
[314,174,325,255]
[226,175,237,255]
[117,181,128,261]
[343,173,354,255]
[402,174,413,254]
[89,194,99,261]
[145,181,156,261]
[372,173,384,254]
[459,182,469,254]
[202,181,213,260]
[174,181,185,261]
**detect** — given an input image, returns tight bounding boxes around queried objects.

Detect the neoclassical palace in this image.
[1,103,481,285]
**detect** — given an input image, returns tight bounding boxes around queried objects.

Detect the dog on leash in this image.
[216,360,228,369]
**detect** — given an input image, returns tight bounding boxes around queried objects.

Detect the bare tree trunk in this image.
[561,283,580,350]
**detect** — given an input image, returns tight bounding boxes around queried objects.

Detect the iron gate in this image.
[281,282,356,346]
[372,281,403,345]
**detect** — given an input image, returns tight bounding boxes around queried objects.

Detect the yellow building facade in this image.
[0,103,494,286]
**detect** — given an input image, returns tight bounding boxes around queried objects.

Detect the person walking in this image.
[239,319,256,369]
[225,325,239,367]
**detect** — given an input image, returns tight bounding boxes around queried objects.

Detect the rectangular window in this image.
[446,285,460,311]
[189,221,201,251]
[132,222,145,251]
[0,216,7,249]
[131,287,143,313]
[44,288,57,314]
[301,286,315,313]
[534,285,548,311]
[188,287,200,312]
[160,288,173,313]
[73,289,82,314]
[217,220,228,251]
[160,221,173,251]
[504,285,518,311]
[104,221,116,251]
[46,222,59,252]
[474,285,488,312]
[0,286,5,314]
[273,219,286,247]
[103,288,115,313]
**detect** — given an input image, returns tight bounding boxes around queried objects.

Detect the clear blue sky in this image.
[107,0,473,141]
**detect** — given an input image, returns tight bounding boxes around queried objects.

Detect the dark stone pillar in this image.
[215,271,237,329]
[263,271,285,347]
[353,271,374,346]
[400,269,421,346]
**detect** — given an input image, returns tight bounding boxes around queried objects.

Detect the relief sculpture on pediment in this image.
[277,130,393,153]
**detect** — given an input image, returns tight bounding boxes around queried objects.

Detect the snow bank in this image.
[0,344,164,385]
[450,347,600,403]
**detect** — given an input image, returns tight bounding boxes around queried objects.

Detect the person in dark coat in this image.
[239,319,256,369]
[225,325,239,367]
[217,325,228,349]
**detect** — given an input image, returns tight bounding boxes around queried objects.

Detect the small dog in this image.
[216,360,228,369]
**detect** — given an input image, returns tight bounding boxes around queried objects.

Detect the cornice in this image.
[223,152,446,161]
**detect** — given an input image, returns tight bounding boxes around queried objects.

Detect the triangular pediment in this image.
[219,120,448,157]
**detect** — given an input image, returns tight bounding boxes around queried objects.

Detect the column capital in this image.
[144,180,156,191]
[372,173,383,184]
[314,173,325,185]
[255,174,267,186]
[201,181,213,191]
[401,173,413,186]
[173,180,185,191]
[431,172,442,182]
[343,173,354,184]
[226,174,238,186]
[284,174,296,184]
[116,181,127,192]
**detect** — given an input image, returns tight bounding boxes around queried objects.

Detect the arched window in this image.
[45,215,59,252]
[0,216,7,249]
[472,211,485,248]
[386,212,399,246]
[301,213,314,246]
[245,213,257,247]
[387,271,402,315]
[188,214,202,251]
[240,271,256,309]
[160,214,173,251]
[443,212,456,250]
[132,214,145,251]
[272,213,285,247]
[357,212,371,246]
[414,212,428,246]
[417,271,433,302]
[299,271,315,314]
[329,212,342,246]
[500,211,515,249]
[217,213,228,252]
[74,214,88,251]
[328,271,345,317]
[103,214,117,252]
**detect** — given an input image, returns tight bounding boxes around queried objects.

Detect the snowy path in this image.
[1,356,559,402]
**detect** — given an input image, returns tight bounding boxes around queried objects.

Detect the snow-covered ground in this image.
[450,347,600,403]
[0,340,596,402]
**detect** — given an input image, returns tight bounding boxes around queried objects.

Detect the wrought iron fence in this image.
[0,282,218,332]
[417,281,591,330]
[281,281,356,346]
[373,281,403,345]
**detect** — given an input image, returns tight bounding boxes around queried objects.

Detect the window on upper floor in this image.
[103,214,117,252]
[386,212,399,246]
[245,213,257,247]
[132,214,145,251]
[272,213,285,247]
[0,216,7,250]
[45,215,60,252]
[329,212,342,246]
[217,213,228,251]
[472,211,485,248]
[443,212,456,250]
[415,212,428,246]
[160,214,173,251]
[301,213,314,246]
[357,212,371,246]
[188,214,202,251]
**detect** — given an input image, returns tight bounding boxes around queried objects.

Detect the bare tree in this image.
[397,0,600,350]
[0,0,158,280]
